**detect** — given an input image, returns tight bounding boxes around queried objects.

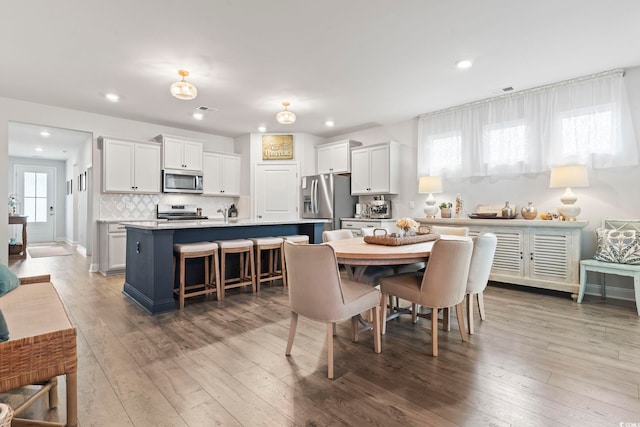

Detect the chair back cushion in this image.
[419,238,473,307]
[322,229,354,242]
[593,228,640,265]
[466,233,498,294]
[283,242,346,322]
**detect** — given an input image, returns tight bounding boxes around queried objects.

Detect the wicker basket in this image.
[0,403,13,427]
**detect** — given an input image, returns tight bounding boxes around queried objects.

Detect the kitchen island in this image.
[122,219,327,314]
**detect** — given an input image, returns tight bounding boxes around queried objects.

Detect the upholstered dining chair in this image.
[322,229,394,285]
[466,233,498,334]
[379,238,473,356]
[430,225,469,236]
[283,241,381,379]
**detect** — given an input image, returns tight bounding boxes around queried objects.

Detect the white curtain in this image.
[417,70,638,178]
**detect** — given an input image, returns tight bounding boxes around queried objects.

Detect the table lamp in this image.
[549,165,589,221]
[419,176,443,218]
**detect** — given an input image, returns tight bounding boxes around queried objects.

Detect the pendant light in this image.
[276,102,296,124]
[170,70,197,100]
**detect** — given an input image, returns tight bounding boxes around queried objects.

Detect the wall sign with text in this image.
[262,134,293,160]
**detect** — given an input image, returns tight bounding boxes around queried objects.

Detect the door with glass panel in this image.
[15,165,56,243]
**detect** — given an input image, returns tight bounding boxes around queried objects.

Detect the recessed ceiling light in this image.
[456,59,473,69]
[258,126,266,132]
[105,93,120,102]
[325,121,334,127]
[192,112,204,120]
[40,131,50,137]
[35,147,43,152]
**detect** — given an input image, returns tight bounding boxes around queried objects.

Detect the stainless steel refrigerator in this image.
[301,174,357,230]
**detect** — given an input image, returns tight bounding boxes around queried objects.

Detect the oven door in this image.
[162,169,203,193]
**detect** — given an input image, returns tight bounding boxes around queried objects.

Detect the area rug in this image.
[28,245,72,258]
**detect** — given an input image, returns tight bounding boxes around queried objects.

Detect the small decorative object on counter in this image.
[396,217,418,237]
[455,193,463,217]
[229,204,238,218]
[521,201,538,220]
[501,201,513,218]
[439,202,452,218]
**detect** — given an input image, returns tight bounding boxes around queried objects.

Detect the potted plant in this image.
[439,202,452,218]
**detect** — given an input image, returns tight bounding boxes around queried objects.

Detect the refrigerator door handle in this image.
[312,179,318,214]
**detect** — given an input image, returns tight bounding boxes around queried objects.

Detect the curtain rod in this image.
[418,68,625,119]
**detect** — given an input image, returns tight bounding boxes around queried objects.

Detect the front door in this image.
[15,165,56,243]
[255,163,298,222]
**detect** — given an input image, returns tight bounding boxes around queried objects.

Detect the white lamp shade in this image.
[276,109,296,124]
[418,176,443,193]
[549,165,589,188]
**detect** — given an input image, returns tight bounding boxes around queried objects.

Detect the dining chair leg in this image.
[431,307,438,357]
[466,293,475,335]
[412,303,418,324]
[326,323,334,379]
[351,316,359,342]
[67,370,78,427]
[373,305,381,353]
[380,293,387,335]
[442,307,451,331]
[477,292,486,320]
[332,322,337,336]
[456,302,468,342]
[48,376,58,407]
[285,311,298,355]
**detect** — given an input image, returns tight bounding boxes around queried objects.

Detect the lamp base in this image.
[557,204,581,221]
[424,205,438,218]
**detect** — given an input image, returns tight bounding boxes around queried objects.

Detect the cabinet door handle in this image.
[520,251,523,260]
[530,253,534,261]
[136,241,141,254]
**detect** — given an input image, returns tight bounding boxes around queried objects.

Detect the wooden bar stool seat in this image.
[214,239,256,299]
[251,237,285,291]
[173,241,220,310]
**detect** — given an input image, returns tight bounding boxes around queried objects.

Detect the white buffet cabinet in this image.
[417,218,588,295]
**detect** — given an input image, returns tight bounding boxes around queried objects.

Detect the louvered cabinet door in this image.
[491,229,526,278]
[527,229,574,284]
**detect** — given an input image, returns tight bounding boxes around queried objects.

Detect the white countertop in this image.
[121,218,329,230]
[340,217,396,222]
[416,217,588,228]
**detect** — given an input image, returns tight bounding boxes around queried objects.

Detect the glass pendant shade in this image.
[170,70,197,100]
[276,102,296,124]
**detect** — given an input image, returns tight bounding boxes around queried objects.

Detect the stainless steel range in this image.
[156,204,208,221]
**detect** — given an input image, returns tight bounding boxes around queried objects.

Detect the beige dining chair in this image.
[430,225,469,236]
[379,238,473,356]
[283,241,381,379]
[466,233,498,334]
[322,229,394,285]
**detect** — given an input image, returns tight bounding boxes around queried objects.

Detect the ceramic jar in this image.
[521,201,538,220]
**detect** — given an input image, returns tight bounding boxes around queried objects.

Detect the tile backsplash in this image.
[99,193,239,220]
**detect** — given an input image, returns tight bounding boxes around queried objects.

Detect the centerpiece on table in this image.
[396,217,418,237]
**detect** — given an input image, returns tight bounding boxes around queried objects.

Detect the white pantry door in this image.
[255,163,298,222]
[15,165,56,243]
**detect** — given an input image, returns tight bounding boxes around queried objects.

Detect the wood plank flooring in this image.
[3,244,640,426]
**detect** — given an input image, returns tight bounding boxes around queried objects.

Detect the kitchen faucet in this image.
[217,207,229,223]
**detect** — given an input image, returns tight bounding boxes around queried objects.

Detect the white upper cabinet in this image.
[350,141,400,195]
[156,134,203,171]
[101,137,161,193]
[202,152,241,196]
[316,140,362,174]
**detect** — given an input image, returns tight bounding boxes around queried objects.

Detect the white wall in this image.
[0,97,235,265]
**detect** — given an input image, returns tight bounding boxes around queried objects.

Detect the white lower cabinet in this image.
[418,219,587,294]
[98,223,127,275]
[341,219,396,237]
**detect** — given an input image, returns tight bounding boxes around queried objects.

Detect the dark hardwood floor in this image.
[3,245,640,426]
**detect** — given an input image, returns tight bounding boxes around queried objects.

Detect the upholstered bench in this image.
[578,219,640,316]
[0,275,78,426]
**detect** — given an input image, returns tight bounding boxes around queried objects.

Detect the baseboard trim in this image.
[584,282,637,301]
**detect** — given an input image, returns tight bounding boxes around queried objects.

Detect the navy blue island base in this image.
[122,220,326,314]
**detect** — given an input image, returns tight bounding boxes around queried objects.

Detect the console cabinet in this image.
[351,141,400,195]
[202,151,241,196]
[316,140,362,174]
[417,218,588,295]
[101,137,161,193]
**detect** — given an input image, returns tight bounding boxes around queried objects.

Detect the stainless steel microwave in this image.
[162,169,203,194]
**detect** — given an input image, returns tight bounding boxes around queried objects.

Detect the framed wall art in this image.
[262,134,293,160]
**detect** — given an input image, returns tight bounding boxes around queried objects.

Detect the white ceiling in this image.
[8,122,91,161]
[3,0,640,146]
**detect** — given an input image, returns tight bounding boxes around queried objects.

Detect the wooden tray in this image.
[364,233,440,246]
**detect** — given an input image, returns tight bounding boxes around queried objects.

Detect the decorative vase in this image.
[440,208,452,218]
[521,201,538,220]
[501,201,513,218]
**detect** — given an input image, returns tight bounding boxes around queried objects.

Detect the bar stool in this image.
[279,235,309,286]
[215,239,256,299]
[250,237,285,291]
[173,241,221,310]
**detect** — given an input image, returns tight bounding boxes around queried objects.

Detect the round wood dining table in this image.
[325,236,441,266]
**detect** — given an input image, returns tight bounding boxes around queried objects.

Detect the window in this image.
[560,105,614,157]
[484,121,527,168]
[426,132,462,176]
[23,172,47,222]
